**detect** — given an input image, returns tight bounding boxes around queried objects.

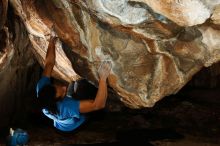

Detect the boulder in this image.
[5,0,220,108]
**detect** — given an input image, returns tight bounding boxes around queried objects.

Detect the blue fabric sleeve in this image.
[57,97,81,119]
[36,76,51,97]
[42,109,58,121]
[68,98,81,119]
[43,99,86,132]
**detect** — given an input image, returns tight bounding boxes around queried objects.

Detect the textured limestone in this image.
[130,0,220,26]
[0,0,8,29]
[4,0,220,108]
[0,0,10,69]
[212,4,220,25]
[0,6,41,128]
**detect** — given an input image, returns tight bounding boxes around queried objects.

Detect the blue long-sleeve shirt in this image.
[36,76,85,132]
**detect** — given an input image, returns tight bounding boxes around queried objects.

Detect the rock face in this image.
[0,0,42,129]
[2,0,220,108]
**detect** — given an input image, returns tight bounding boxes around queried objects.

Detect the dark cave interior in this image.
[0,2,220,145]
[0,64,220,146]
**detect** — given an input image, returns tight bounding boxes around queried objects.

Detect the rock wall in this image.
[1,0,220,109]
[0,2,41,129]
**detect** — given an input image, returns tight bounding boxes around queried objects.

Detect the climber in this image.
[36,36,111,132]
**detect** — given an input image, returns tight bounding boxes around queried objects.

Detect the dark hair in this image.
[38,84,58,114]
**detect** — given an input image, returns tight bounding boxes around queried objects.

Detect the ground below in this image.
[1,88,220,146]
